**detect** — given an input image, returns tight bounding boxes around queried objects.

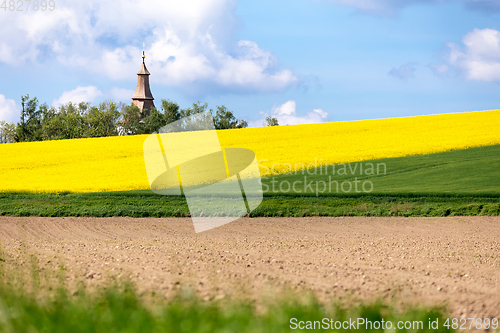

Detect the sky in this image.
[0,0,499,126]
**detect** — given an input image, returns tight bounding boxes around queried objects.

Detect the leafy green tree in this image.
[174,102,247,131]
[180,101,210,119]
[40,102,85,140]
[16,94,42,142]
[141,107,167,134]
[265,116,279,126]
[0,121,16,143]
[119,104,142,135]
[84,101,120,138]
[161,99,181,125]
[10,96,249,140]
[214,105,248,129]
[157,101,210,133]
[120,101,179,135]
[40,105,63,140]
[60,102,85,139]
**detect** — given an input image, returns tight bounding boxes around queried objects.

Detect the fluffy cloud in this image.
[331,0,500,15]
[52,86,102,107]
[0,95,19,123]
[250,100,328,127]
[443,28,500,81]
[388,63,416,80]
[0,0,297,95]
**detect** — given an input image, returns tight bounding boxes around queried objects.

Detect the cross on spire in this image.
[142,42,146,63]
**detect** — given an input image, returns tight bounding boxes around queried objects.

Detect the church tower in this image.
[132,47,155,115]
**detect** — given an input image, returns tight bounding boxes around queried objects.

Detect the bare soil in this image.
[0,216,499,320]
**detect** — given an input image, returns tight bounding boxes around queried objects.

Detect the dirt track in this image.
[0,216,499,319]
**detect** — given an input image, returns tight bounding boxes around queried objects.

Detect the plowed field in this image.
[1,216,498,321]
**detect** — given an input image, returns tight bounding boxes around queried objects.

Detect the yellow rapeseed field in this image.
[0,110,499,193]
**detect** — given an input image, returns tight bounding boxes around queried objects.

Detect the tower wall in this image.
[132,99,155,116]
[132,62,155,114]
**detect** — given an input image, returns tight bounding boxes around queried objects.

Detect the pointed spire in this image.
[132,44,155,114]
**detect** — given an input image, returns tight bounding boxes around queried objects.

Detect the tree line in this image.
[0,95,279,143]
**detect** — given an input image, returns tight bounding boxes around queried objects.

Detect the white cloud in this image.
[0,95,19,123]
[52,86,102,107]
[443,28,500,81]
[273,100,297,116]
[1,0,297,95]
[388,63,416,80]
[249,100,328,127]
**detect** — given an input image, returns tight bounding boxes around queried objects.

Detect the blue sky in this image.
[0,0,499,126]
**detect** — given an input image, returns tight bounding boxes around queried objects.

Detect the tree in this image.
[265,116,279,126]
[159,101,212,133]
[39,101,120,140]
[84,101,120,138]
[142,106,166,134]
[41,104,65,141]
[8,96,249,139]
[40,102,88,140]
[0,121,16,143]
[180,101,210,119]
[213,105,248,130]
[59,102,85,139]
[40,104,59,140]
[16,94,42,142]
[161,99,181,125]
[119,104,166,135]
[119,104,142,135]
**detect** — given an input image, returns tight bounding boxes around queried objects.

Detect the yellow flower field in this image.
[0,110,499,193]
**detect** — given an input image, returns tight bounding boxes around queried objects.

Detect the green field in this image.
[0,145,499,217]
[263,144,500,196]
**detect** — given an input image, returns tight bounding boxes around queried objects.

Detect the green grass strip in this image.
[0,192,498,217]
[0,145,499,217]
[0,280,454,333]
